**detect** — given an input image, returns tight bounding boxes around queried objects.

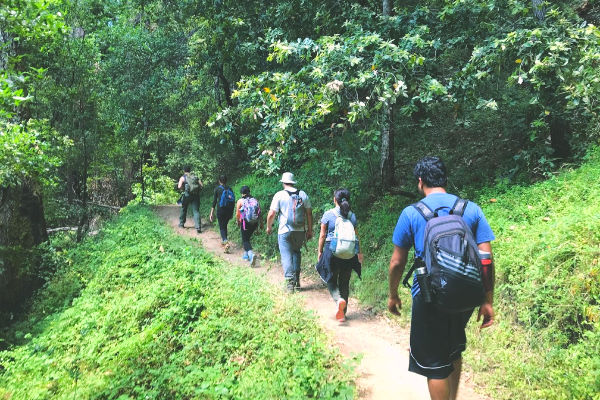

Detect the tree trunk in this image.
[0,182,48,247]
[0,182,48,324]
[383,0,393,16]
[380,0,395,187]
[380,105,395,186]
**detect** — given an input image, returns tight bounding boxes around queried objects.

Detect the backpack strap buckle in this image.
[450,198,468,217]
[412,201,436,221]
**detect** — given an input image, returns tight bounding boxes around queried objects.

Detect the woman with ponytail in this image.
[317,188,363,322]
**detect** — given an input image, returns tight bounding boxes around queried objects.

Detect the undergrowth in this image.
[196,148,600,399]
[0,206,354,400]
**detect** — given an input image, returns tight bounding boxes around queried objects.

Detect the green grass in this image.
[465,149,600,400]
[198,148,600,399]
[0,206,354,400]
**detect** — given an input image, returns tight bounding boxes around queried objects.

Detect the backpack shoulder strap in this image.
[450,198,468,217]
[412,201,436,221]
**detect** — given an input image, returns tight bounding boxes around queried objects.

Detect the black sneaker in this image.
[285,280,296,293]
[197,229,202,233]
[294,273,301,290]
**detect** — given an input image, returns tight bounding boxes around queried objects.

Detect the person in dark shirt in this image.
[209,175,235,250]
[177,166,202,233]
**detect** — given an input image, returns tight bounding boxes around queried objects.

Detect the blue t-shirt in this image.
[321,207,357,241]
[392,192,495,296]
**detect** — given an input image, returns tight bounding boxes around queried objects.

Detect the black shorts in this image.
[408,293,474,379]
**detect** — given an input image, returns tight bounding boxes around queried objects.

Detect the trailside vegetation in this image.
[0,206,354,399]
[212,148,600,400]
[2,0,600,398]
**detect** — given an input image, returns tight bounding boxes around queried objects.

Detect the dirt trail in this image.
[155,205,486,400]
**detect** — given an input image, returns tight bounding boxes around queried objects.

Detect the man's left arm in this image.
[305,208,313,240]
[303,193,313,240]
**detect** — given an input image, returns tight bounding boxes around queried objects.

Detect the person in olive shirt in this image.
[177,166,202,233]
[209,175,235,249]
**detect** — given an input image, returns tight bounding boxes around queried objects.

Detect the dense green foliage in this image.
[467,148,600,400]
[199,147,600,399]
[2,0,600,398]
[0,207,354,399]
[0,0,69,186]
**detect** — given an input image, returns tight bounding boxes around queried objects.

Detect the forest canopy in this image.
[1,0,600,398]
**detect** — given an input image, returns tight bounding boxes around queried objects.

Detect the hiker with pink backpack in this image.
[235,186,262,267]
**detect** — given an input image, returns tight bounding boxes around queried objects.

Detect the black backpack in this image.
[403,198,485,313]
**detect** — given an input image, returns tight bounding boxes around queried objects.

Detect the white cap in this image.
[279,172,296,185]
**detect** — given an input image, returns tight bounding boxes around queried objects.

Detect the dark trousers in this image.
[326,256,352,306]
[240,222,258,251]
[179,195,200,230]
[217,208,233,241]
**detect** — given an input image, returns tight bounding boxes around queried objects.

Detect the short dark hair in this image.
[219,174,227,184]
[240,185,250,196]
[183,166,191,173]
[413,156,447,188]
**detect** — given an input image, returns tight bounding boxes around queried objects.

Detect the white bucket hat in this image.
[279,172,296,185]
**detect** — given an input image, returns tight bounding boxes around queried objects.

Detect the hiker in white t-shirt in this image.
[266,172,313,292]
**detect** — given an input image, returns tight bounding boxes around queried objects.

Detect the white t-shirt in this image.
[270,188,312,234]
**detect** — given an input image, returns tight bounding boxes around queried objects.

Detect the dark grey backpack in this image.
[407,198,485,313]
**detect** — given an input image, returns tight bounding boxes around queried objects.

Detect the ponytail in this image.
[334,188,351,219]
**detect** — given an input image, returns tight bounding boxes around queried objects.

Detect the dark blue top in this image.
[392,192,495,296]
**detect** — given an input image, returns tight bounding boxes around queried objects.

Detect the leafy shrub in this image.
[131,164,180,205]
[0,206,354,400]
[465,147,600,399]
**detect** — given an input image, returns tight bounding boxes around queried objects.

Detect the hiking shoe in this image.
[285,280,296,294]
[197,229,202,234]
[294,272,301,290]
[250,253,258,268]
[223,242,231,253]
[336,299,347,321]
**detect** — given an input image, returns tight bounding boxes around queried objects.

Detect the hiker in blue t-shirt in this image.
[209,175,235,251]
[316,188,363,322]
[388,156,496,400]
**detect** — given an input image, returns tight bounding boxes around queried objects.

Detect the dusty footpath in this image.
[155,205,486,400]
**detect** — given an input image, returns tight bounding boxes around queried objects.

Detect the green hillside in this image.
[0,207,354,400]
[469,148,600,400]
[204,148,600,400]
[2,0,600,398]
